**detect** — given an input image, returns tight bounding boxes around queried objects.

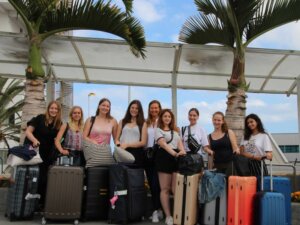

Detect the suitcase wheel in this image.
[74,219,79,225]
[41,217,46,225]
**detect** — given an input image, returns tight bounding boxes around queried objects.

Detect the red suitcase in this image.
[227,176,257,225]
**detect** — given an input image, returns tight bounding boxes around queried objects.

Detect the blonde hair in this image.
[68,106,84,131]
[45,101,62,130]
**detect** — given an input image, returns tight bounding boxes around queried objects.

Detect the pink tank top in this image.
[89,120,114,145]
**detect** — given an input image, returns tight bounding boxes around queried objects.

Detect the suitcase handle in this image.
[261,158,272,192]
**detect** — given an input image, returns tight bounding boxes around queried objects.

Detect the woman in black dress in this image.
[25,100,62,208]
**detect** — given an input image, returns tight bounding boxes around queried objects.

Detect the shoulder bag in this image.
[182,126,202,154]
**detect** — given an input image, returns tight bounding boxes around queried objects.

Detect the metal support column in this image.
[171,44,182,120]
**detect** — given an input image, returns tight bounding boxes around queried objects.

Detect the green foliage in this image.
[227,79,250,92]
[9,0,145,57]
[0,77,24,147]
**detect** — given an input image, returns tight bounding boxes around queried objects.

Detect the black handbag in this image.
[232,154,251,176]
[182,126,202,154]
[144,130,174,164]
[178,153,204,175]
[145,143,159,162]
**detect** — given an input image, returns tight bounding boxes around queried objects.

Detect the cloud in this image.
[247,99,266,107]
[250,22,300,50]
[134,0,165,23]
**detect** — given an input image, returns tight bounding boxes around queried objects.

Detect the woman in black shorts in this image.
[155,109,185,225]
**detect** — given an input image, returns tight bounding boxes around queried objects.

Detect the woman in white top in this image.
[116,99,147,167]
[181,108,213,156]
[145,100,163,223]
[155,109,186,225]
[83,98,118,145]
[241,113,272,176]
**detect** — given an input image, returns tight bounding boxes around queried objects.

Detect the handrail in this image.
[265,162,298,191]
[267,133,289,163]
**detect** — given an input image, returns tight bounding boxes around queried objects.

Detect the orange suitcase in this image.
[227,176,257,225]
[173,173,200,225]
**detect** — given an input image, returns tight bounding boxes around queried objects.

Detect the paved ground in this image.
[0,213,165,225]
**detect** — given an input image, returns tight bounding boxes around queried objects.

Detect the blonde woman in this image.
[55,106,85,166]
[25,100,62,208]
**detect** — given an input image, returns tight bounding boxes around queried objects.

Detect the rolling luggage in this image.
[262,176,291,225]
[227,176,257,225]
[82,166,109,220]
[173,173,200,225]
[42,163,84,225]
[200,173,227,225]
[108,164,146,224]
[6,165,39,221]
[254,160,286,225]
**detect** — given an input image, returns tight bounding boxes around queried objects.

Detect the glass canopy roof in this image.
[0,33,299,96]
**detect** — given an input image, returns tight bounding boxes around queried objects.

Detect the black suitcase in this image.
[108,164,146,224]
[6,165,39,221]
[83,167,109,220]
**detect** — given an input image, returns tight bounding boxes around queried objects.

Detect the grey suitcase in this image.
[42,165,84,225]
[200,176,227,225]
[6,165,40,221]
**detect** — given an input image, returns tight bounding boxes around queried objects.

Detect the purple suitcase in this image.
[254,160,286,225]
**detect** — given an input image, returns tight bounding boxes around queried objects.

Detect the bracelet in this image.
[116,144,120,147]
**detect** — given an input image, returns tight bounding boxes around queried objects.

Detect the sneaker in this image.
[157,209,164,220]
[152,210,159,223]
[165,216,173,225]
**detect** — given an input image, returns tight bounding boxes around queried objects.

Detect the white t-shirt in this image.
[241,133,272,157]
[155,128,181,149]
[147,123,157,148]
[181,124,209,157]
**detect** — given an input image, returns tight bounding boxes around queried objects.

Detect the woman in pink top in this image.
[83,98,118,145]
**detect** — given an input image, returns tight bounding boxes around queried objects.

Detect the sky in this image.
[73,0,300,134]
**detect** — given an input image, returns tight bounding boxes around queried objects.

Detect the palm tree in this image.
[8,0,146,138]
[0,77,24,148]
[179,0,300,141]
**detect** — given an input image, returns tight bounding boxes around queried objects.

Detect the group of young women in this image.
[24,98,273,225]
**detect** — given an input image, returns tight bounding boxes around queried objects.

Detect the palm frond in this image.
[245,0,300,45]
[0,77,23,145]
[179,14,234,48]
[121,0,133,14]
[37,0,145,58]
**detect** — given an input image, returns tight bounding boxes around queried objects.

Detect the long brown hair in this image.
[122,100,145,130]
[212,111,228,133]
[146,100,162,126]
[244,113,266,140]
[68,106,84,131]
[157,109,178,131]
[95,98,113,120]
[45,100,62,130]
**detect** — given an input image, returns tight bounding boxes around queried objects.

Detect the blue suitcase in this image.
[263,176,291,225]
[254,160,286,225]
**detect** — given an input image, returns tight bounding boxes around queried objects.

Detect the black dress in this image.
[25,114,59,207]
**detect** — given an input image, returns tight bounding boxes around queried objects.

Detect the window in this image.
[279,145,299,153]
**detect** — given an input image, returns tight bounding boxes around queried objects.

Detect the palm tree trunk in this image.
[225,50,247,143]
[20,79,46,144]
[28,42,45,78]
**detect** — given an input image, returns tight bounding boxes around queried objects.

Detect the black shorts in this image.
[155,147,178,174]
